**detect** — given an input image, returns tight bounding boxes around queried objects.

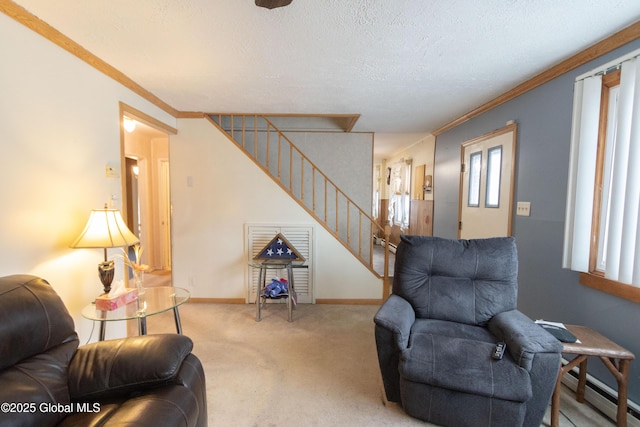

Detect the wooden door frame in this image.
[119,102,177,271]
[119,103,177,220]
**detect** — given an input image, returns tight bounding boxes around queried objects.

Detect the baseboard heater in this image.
[561,359,640,426]
[375,237,397,254]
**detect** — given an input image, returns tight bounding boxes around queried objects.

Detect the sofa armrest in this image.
[68,334,193,400]
[374,294,415,350]
[488,310,563,371]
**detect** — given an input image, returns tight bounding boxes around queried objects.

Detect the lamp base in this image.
[255,0,292,9]
[98,260,115,294]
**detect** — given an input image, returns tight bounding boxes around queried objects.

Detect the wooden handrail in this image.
[207,114,387,279]
[260,117,380,230]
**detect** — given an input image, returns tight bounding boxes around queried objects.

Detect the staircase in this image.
[207,114,391,296]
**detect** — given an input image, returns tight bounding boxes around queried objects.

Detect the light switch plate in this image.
[105,165,119,178]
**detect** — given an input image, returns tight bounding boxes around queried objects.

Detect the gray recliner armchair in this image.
[374,236,562,427]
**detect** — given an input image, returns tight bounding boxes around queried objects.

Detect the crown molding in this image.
[433,20,640,136]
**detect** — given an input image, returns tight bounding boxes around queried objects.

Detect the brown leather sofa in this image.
[0,274,207,427]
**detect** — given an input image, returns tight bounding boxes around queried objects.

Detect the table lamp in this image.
[71,204,140,294]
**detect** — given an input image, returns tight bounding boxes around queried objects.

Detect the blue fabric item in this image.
[263,278,289,298]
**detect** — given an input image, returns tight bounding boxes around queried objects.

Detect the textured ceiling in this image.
[10,0,640,143]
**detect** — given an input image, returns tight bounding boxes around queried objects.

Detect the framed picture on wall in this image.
[424,175,433,192]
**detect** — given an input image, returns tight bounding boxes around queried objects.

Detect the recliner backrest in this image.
[392,236,518,326]
[0,274,78,370]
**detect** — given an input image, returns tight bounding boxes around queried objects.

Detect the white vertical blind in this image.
[606,59,640,284]
[562,76,602,272]
[596,86,619,271]
[564,56,640,287]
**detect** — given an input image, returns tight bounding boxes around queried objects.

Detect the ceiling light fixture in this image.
[123,117,137,133]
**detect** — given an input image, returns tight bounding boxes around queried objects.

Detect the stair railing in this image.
[207,114,391,295]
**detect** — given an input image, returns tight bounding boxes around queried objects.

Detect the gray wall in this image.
[287,131,373,211]
[434,39,640,403]
[286,131,374,258]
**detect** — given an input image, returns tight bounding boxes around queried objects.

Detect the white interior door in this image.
[459,124,517,239]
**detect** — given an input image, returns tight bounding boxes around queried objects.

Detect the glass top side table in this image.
[81,286,190,340]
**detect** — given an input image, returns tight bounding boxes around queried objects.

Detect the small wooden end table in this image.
[551,324,635,427]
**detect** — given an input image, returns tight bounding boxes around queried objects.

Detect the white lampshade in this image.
[71,206,139,249]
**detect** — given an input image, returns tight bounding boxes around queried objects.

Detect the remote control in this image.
[492,342,506,360]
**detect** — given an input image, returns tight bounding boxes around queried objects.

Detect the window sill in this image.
[580,272,640,303]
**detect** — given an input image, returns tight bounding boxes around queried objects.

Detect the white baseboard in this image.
[561,364,640,427]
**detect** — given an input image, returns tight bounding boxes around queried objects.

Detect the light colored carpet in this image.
[150,302,425,426]
[148,302,613,427]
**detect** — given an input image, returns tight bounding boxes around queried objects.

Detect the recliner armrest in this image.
[374,294,415,349]
[488,310,563,371]
[68,334,193,400]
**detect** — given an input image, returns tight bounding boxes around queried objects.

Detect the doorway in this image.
[125,157,140,237]
[120,104,177,284]
[458,123,517,239]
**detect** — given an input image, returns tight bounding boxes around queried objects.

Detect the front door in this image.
[459,123,517,239]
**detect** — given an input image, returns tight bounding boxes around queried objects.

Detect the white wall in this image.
[0,13,176,342]
[0,11,382,348]
[170,118,382,300]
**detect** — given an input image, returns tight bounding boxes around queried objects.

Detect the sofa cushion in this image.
[400,329,532,402]
[392,236,518,326]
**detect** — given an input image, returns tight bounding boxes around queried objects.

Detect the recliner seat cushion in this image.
[400,329,532,402]
[411,318,496,342]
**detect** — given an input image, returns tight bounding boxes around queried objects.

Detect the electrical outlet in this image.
[517,201,531,216]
